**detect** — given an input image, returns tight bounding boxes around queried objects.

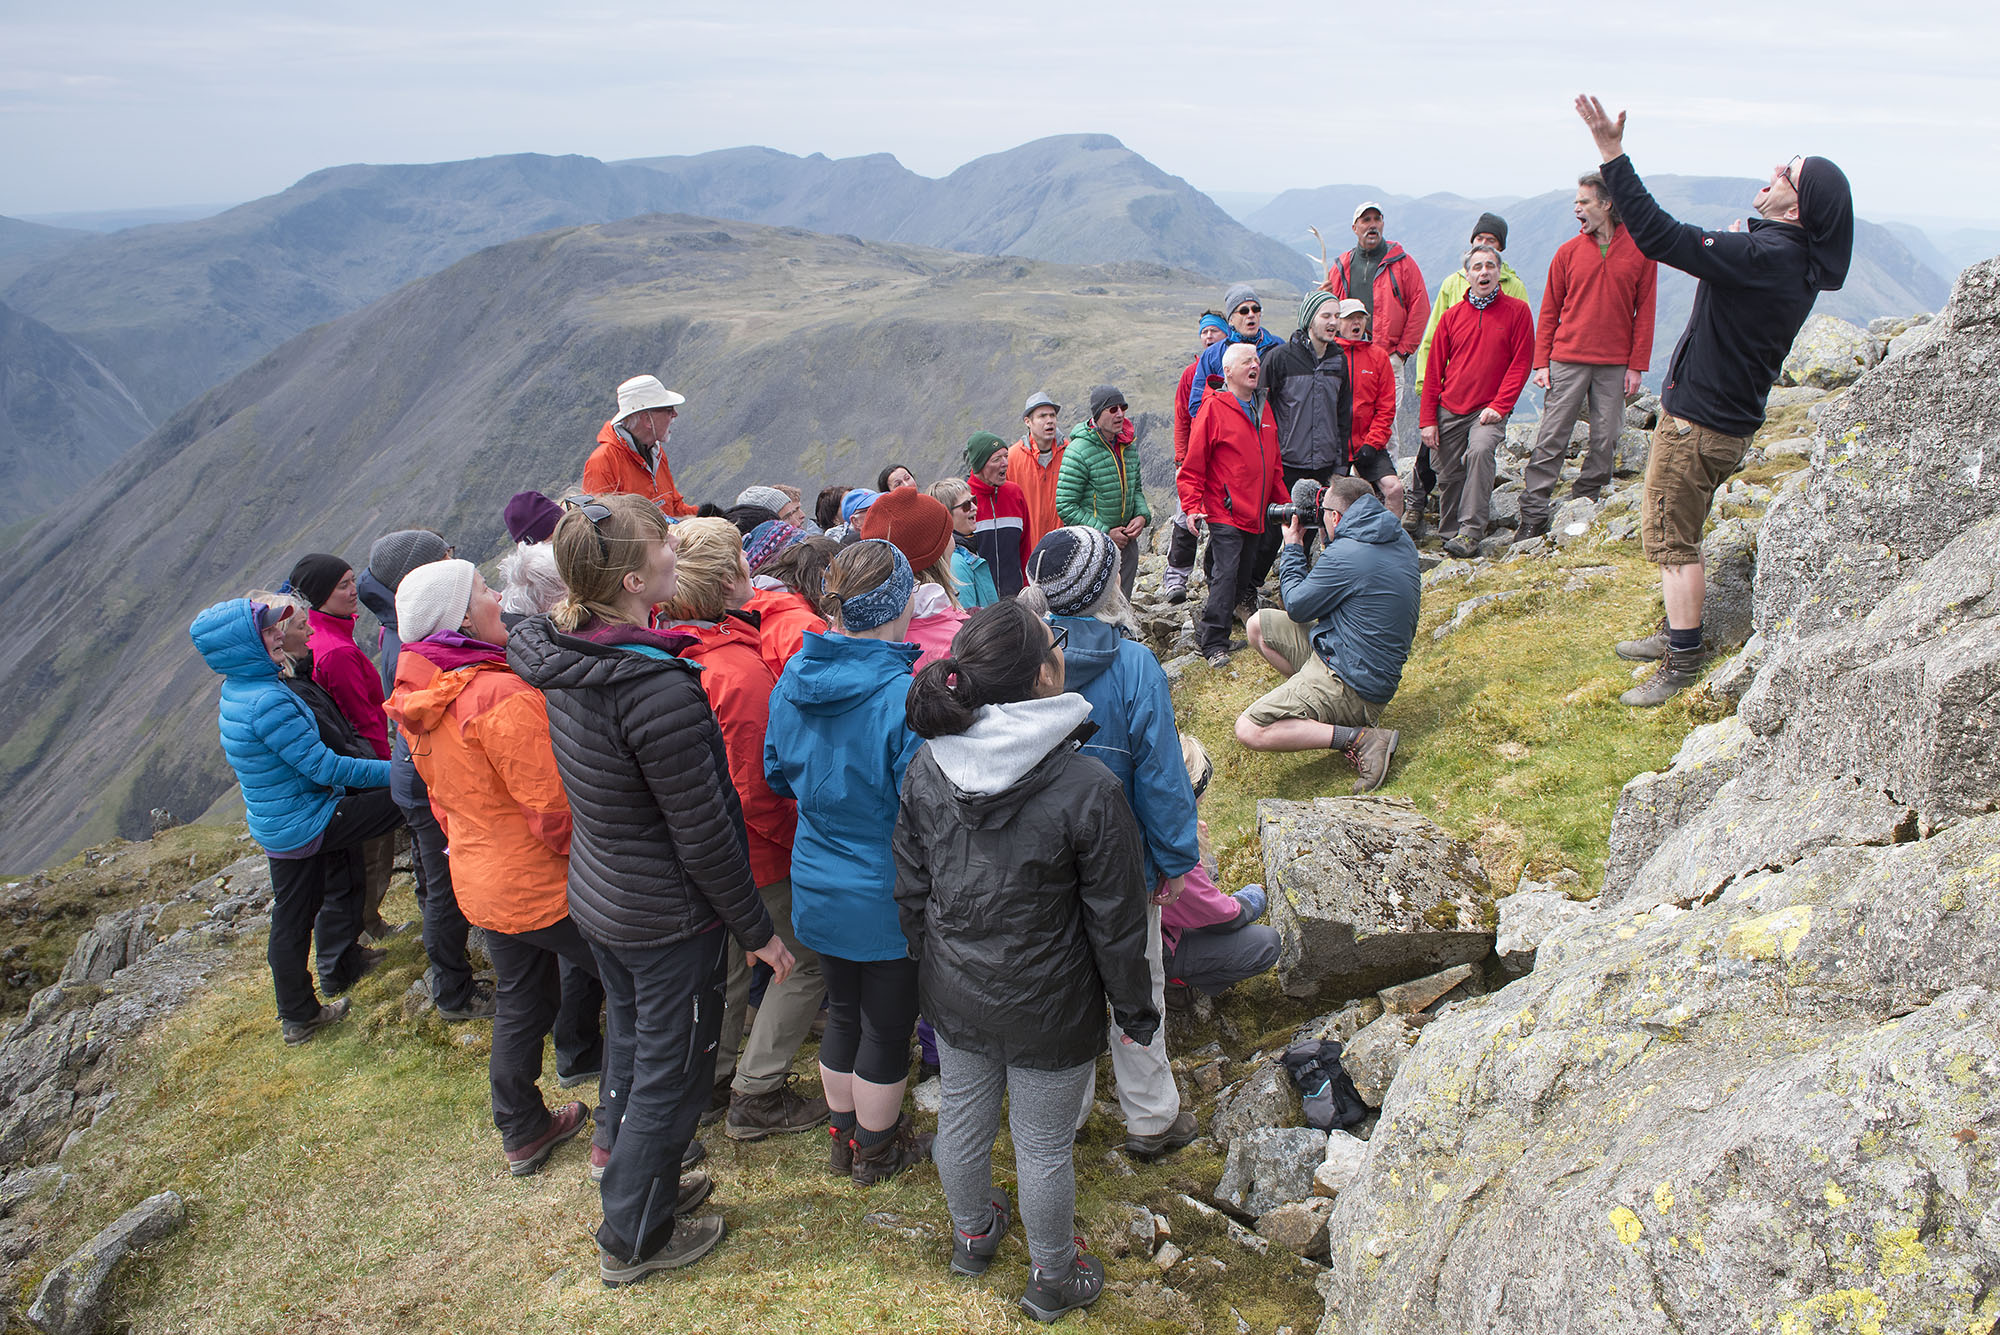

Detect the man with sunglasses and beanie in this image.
[584,374,697,517]
[1575,94,1853,706]
[1185,284,1287,422]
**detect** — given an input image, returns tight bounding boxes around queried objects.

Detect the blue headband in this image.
[835,541,914,632]
[1199,313,1230,336]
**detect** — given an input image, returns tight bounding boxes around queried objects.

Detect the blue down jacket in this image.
[191,598,391,853]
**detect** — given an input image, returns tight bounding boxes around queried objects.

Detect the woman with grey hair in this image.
[497,541,566,626]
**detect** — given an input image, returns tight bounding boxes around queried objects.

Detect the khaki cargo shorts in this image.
[1641,414,1751,566]
[1243,610,1383,728]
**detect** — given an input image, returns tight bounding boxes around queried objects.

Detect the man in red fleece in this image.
[1419,245,1535,560]
[1519,172,1659,539]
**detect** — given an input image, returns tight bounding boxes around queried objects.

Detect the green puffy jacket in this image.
[1055,424,1150,532]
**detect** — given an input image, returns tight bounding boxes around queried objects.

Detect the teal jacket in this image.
[1056,424,1151,532]
[950,537,999,608]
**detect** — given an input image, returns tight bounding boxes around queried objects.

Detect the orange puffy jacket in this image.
[664,614,798,887]
[386,646,572,935]
[582,420,697,515]
[744,586,825,679]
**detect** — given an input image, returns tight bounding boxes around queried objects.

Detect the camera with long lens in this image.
[1266,477,1324,532]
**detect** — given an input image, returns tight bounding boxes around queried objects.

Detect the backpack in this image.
[1281,1039,1368,1131]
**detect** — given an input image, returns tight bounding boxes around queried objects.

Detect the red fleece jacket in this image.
[1535,226,1658,370]
[307,609,390,759]
[662,614,797,887]
[1173,360,1200,466]
[1337,337,1398,456]
[1419,295,1535,427]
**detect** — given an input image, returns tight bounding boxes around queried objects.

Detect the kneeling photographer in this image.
[1233,476,1421,793]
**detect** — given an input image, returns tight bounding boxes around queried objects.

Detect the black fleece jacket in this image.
[1602,153,1817,438]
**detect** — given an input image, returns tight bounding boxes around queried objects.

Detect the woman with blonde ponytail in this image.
[507,494,796,1287]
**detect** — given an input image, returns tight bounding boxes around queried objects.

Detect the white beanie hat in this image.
[396,559,477,643]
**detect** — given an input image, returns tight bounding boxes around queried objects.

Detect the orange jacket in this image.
[1007,436,1066,550]
[582,420,696,516]
[744,586,824,678]
[666,615,798,886]
[386,645,572,935]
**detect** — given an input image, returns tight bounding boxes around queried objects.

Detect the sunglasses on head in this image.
[560,494,616,559]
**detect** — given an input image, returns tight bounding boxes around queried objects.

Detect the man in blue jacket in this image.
[1186,283,1287,421]
[1234,478,1420,793]
[1576,94,1852,707]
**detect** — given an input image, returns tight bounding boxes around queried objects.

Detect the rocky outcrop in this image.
[25,1191,186,1335]
[1780,313,1881,388]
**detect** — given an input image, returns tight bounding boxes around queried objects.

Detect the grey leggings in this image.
[932,1031,1093,1273]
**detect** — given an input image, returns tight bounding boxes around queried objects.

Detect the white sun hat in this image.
[613,374,686,424]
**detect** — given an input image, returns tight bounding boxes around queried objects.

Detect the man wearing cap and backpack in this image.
[583,374,697,516]
[1057,385,1152,598]
[1324,203,1430,462]
[1008,391,1067,550]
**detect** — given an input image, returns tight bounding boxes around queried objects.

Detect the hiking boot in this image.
[1019,1249,1103,1324]
[950,1193,1011,1277]
[1162,567,1190,604]
[696,1080,732,1127]
[281,997,350,1046]
[1204,648,1233,669]
[1621,645,1711,708]
[1233,593,1260,623]
[1516,514,1551,541]
[557,1060,602,1089]
[674,1169,714,1215]
[1345,729,1399,794]
[324,946,387,996]
[725,1075,830,1142]
[849,1113,933,1186]
[1163,981,1193,1012]
[589,1139,706,1184]
[1402,493,1428,539]
[436,978,497,1022]
[1440,534,1480,561]
[1614,618,1670,661]
[598,1214,726,1287]
[504,1101,587,1177]
[1123,1110,1198,1161]
[827,1122,855,1177]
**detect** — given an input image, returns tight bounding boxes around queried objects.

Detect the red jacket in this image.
[966,473,1032,597]
[1179,391,1283,534]
[1535,226,1658,370]
[1173,360,1200,467]
[666,614,797,887]
[744,586,824,679]
[582,420,696,516]
[307,609,390,759]
[1337,337,1397,457]
[1420,295,1536,427]
[1324,245,1431,357]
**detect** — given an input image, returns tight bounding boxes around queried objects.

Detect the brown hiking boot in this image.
[827,1122,855,1176]
[1621,646,1711,707]
[1345,728,1399,794]
[849,1112,933,1186]
[1614,617,1669,661]
[725,1075,830,1142]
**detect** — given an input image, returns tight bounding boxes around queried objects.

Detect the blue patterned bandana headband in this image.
[835,540,915,632]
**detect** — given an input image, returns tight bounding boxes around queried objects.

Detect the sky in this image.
[4,0,1997,226]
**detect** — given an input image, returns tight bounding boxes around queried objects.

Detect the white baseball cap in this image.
[1351,201,1385,223]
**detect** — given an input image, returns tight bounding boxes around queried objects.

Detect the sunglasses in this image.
[1778,157,1803,192]
[1235,304,1261,315]
[560,494,616,559]
[954,500,977,513]
[1044,617,1068,653]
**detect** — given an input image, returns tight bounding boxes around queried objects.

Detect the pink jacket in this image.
[904,583,968,671]
[307,609,390,760]
[1160,861,1241,952]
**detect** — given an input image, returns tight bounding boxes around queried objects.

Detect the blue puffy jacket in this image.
[191,599,392,854]
[1054,617,1200,889]
[764,632,924,961]
[1275,493,1422,706]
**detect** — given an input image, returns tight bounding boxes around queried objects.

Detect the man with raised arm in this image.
[1575,94,1852,706]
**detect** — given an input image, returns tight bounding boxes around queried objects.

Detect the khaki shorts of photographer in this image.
[1243,611,1382,729]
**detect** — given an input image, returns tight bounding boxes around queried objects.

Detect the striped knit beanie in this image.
[1026,527,1117,617]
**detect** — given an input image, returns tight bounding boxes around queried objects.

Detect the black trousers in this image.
[1251,463,1336,587]
[1413,442,1437,497]
[591,928,729,1263]
[1197,525,1260,655]
[1167,518,1199,569]
[817,953,920,1085]
[486,916,610,1152]
[400,798,476,1011]
[266,788,404,1023]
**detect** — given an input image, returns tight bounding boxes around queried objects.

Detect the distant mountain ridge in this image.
[0,302,152,524]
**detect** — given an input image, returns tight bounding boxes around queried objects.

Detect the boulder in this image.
[1884,317,1941,362]
[1550,495,1602,547]
[1602,716,1750,901]
[1698,631,1764,703]
[1697,516,1757,650]
[1256,1197,1335,1261]
[1209,1058,1302,1150]
[1780,313,1881,388]
[1259,797,1495,999]
[1623,392,1660,431]
[1611,425,1651,476]
[1293,997,1383,1048]
[1341,1013,1424,1108]
[1214,1125,1327,1219]
[1314,1131,1369,1199]
[1317,816,2000,1335]
[59,909,155,986]
[26,1190,186,1335]
[1493,890,1598,963]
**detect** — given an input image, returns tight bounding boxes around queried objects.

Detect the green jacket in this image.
[1415,261,1529,393]
[1055,423,1150,532]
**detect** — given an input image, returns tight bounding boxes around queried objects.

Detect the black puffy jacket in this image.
[506,615,773,954]
[1261,326,1354,473]
[893,696,1159,1069]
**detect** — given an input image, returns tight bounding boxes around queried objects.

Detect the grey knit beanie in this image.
[368,529,451,593]
[735,485,791,514]
[1222,284,1260,317]
[1026,527,1118,617]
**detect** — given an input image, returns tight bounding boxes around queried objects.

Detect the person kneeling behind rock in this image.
[1161,737,1280,1007]
[1233,477,1420,792]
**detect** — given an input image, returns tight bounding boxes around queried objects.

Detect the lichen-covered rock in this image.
[1377,964,1476,1016]
[1780,313,1881,388]
[1210,1058,1301,1150]
[1294,998,1383,1048]
[26,1190,186,1335]
[1260,797,1495,999]
[1215,1126,1327,1219]
[1257,1197,1335,1260]
[1602,717,1749,902]
[1698,631,1764,703]
[1696,516,1757,650]
[1493,891,1598,962]
[1314,1131,1369,1199]
[1341,1013,1424,1108]
[1319,815,2000,1335]
[59,909,155,986]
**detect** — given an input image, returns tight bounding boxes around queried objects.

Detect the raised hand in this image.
[1575,94,1626,163]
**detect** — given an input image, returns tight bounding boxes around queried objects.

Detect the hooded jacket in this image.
[1324,244,1431,357]
[764,632,925,961]
[743,584,825,677]
[582,420,697,517]
[1601,153,1834,438]
[950,534,999,609]
[905,581,969,672]
[306,608,390,760]
[1261,326,1355,473]
[1276,493,1422,705]
[1336,336,1398,456]
[284,648,374,762]
[893,694,1160,1069]
[660,613,798,887]
[1180,388,1284,534]
[386,635,572,935]
[1055,617,1200,889]
[505,614,772,953]
[191,599,392,854]
[1057,422,1152,533]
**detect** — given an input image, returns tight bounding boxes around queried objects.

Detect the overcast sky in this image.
[5,0,1995,226]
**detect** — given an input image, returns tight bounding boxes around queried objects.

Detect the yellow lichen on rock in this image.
[1722,905,1814,961]
[1652,1181,1674,1214]
[1609,1205,1643,1245]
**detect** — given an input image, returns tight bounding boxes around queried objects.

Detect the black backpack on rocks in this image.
[1281,1039,1368,1131]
